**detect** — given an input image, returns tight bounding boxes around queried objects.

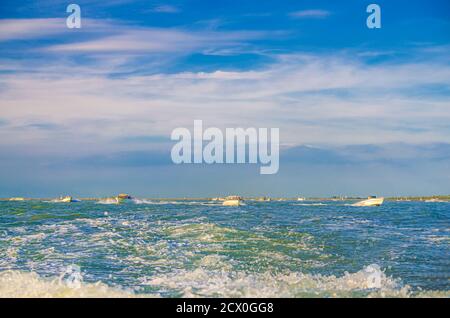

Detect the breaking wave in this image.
[144,264,412,297]
[0,269,140,298]
[97,198,119,204]
[1,264,448,298]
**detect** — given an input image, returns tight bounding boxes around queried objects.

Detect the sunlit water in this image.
[0,200,448,297]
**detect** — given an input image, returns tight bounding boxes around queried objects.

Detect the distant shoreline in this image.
[1,195,449,202]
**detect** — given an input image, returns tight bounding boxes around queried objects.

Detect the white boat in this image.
[223,200,241,206]
[53,196,76,203]
[9,197,25,201]
[352,197,384,207]
[100,194,133,204]
[424,198,447,203]
[116,193,133,203]
[297,197,306,201]
[222,196,242,206]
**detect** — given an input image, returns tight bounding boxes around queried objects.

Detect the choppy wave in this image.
[143,264,409,297]
[1,263,448,298]
[131,198,155,204]
[96,198,217,206]
[97,198,118,204]
[140,200,222,206]
[145,263,449,298]
[1,200,449,298]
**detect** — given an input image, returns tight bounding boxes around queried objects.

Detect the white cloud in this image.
[1,53,449,154]
[0,18,65,41]
[44,28,267,53]
[0,18,119,42]
[289,10,331,19]
[0,18,273,77]
[152,5,180,13]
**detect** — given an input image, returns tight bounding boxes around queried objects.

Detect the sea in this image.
[0,199,448,297]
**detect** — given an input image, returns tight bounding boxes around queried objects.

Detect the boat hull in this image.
[352,197,384,207]
[222,199,241,206]
[52,196,74,203]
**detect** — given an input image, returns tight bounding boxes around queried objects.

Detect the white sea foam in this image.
[425,235,450,244]
[60,265,83,288]
[1,264,448,298]
[97,198,118,205]
[144,264,416,298]
[132,200,220,206]
[0,269,142,298]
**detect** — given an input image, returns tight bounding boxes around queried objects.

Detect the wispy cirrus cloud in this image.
[151,5,180,14]
[0,18,65,41]
[0,17,275,75]
[44,28,269,53]
[0,18,118,42]
[0,17,271,57]
[289,9,331,19]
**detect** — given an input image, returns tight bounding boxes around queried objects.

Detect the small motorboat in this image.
[352,196,384,207]
[424,198,447,203]
[116,193,133,204]
[222,195,242,206]
[9,197,25,201]
[100,194,133,204]
[53,196,76,203]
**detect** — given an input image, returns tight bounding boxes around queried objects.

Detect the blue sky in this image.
[0,0,449,197]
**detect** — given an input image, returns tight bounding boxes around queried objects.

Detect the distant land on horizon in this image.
[2,194,450,201]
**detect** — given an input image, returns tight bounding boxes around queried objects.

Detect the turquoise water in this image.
[0,199,449,297]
